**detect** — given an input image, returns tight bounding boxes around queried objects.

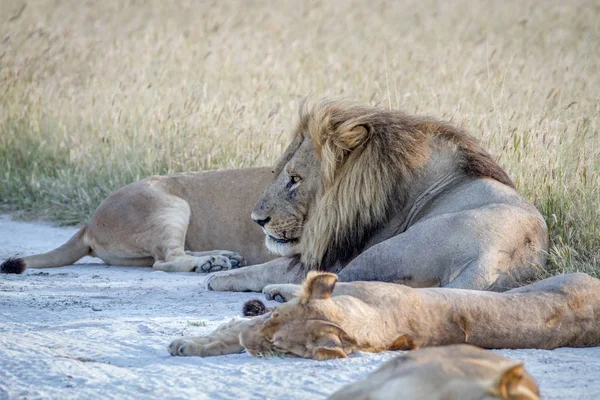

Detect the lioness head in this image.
[240,272,357,360]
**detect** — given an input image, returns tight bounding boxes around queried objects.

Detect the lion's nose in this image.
[252,216,271,227]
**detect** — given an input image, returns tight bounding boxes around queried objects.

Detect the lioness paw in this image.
[169,336,238,357]
[263,284,300,303]
[219,251,246,268]
[169,338,197,356]
[193,255,233,273]
[199,251,245,268]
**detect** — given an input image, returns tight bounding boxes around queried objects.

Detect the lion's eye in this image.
[287,175,301,189]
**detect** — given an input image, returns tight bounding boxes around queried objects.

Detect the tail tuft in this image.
[1,257,26,274]
[242,299,269,317]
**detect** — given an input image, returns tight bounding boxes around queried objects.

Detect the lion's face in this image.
[251,133,321,256]
[239,297,356,360]
[239,273,356,360]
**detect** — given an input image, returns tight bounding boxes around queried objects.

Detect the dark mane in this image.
[415,120,515,188]
[298,100,514,271]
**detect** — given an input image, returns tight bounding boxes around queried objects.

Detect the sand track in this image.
[1,215,599,399]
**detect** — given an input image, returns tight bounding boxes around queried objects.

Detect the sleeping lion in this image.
[0,168,275,274]
[169,271,600,358]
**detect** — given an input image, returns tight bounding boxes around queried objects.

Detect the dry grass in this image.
[0,0,598,276]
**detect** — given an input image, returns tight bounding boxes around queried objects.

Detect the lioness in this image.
[169,271,600,358]
[329,344,540,400]
[1,168,274,274]
[206,99,548,292]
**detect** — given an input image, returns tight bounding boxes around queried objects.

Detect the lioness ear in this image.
[308,320,357,358]
[492,363,538,399]
[300,272,338,303]
[313,346,347,361]
[387,334,418,351]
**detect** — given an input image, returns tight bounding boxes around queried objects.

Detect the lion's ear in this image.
[332,123,373,152]
[307,320,357,361]
[313,346,347,361]
[300,272,338,303]
[319,123,373,186]
[311,324,349,361]
[491,363,540,399]
[387,334,418,351]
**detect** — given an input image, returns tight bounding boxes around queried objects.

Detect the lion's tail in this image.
[242,299,273,317]
[1,226,91,274]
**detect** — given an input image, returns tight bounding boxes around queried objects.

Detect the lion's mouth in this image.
[268,235,299,245]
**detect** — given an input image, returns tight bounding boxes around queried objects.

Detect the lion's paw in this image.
[263,284,300,303]
[169,336,233,357]
[193,255,233,273]
[213,251,246,269]
[169,338,200,357]
[201,268,264,292]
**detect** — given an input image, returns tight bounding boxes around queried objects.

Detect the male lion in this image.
[0,168,274,274]
[206,99,548,292]
[329,344,540,400]
[169,271,600,358]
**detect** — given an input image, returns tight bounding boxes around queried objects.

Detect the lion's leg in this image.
[206,257,305,292]
[146,196,242,273]
[169,318,257,357]
[338,206,545,291]
[154,248,241,273]
[337,212,486,289]
[97,254,155,267]
[88,182,244,272]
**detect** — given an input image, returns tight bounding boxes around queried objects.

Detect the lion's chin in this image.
[265,235,300,257]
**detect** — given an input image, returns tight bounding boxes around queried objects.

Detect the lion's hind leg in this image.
[147,194,242,273]
[88,180,242,272]
[154,254,238,273]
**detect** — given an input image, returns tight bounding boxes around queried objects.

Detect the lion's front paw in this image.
[169,335,242,357]
[203,268,264,292]
[169,338,200,357]
[193,255,234,273]
[263,284,300,303]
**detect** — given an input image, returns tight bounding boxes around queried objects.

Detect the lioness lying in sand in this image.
[169,271,600,358]
[1,168,275,274]
[329,344,540,400]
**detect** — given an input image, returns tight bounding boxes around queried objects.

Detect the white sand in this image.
[1,214,599,399]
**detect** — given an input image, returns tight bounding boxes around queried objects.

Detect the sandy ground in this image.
[1,214,599,400]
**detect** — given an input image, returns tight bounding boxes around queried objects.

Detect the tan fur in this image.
[297,99,513,268]
[170,272,600,358]
[209,99,547,292]
[2,168,275,273]
[329,345,540,400]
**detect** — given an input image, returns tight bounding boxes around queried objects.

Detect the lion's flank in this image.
[297,99,514,270]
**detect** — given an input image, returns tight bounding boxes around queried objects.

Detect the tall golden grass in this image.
[1,0,598,275]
